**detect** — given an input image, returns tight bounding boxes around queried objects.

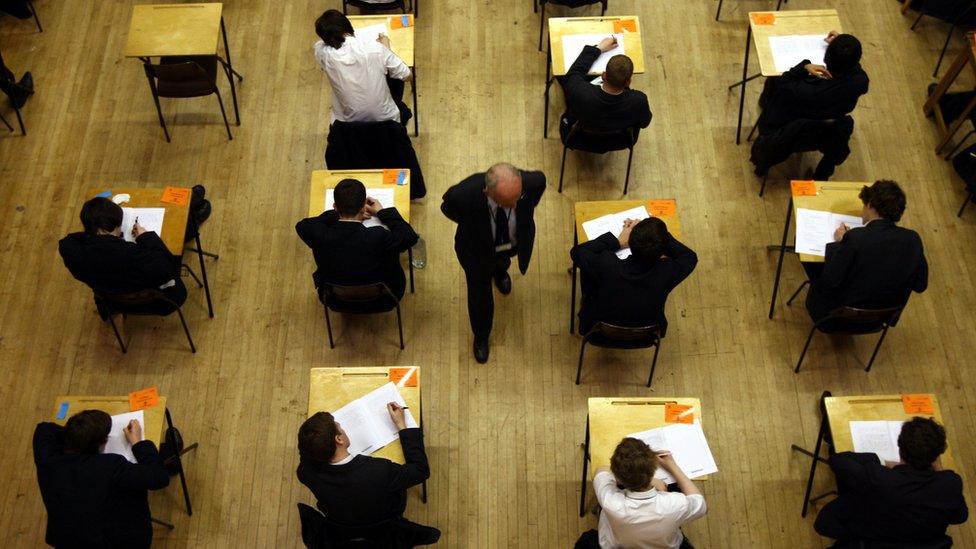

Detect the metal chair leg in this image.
[946,130,975,159]
[646,340,661,388]
[151,517,175,529]
[558,143,569,193]
[182,263,204,288]
[108,315,128,353]
[175,308,196,353]
[214,88,233,140]
[794,326,817,373]
[146,71,171,143]
[787,280,810,306]
[759,173,769,197]
[411,66,418,137]
[910,11,924,30]
[0,110,12,132]
[623,146,634,195]
[575,339,587,385]
[28,0,42,32]
[11,103,25,135]
[407,247,415,293]
[192,229,215,318]
[394,302,404,350]
[324,305,335,349]
[865,325,889,372]
[715,0,723,21]
[934,23,958,78]
[959,191,974,217]
[165,409,195,516]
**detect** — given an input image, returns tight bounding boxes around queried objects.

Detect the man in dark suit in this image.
[58,197,187,317]
[571,217,697,335]
[815,417,968,545]
[295,178,419,300]
[441,163,547,363]
[558,36,652,149]
[0,47,33,108]
[296,404,439,546]
[805,180,928,322]
[33,410,170,548]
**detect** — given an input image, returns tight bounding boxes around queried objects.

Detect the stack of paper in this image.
[580,205,650,259]
[121,207,165,243]
[794,208,863,256]
[355,23,389,45]
[850,420,905,464]
[325,187,396,228]
[627,420,719,484]
[768,34,828,73]
[102,410,145,463]
[332,382,418,456]
[561,33,625,74]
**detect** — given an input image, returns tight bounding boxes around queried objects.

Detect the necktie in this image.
[494,206,510,247]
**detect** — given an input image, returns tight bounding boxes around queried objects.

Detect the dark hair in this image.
[898,417,947,470]
[64,410,112,454]
[80,197,123,235]
[315,9,354,49]
[298,412,339,462]
[610,437,657,491]
[333,179,367,217]
[824,34,862,75]
[605,55,634,88]
[859,179,906,222]
[629,217,668,264]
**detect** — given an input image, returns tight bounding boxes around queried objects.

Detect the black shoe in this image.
[473,338,489,363]
[11,72,33,109]
[494,271,512,295]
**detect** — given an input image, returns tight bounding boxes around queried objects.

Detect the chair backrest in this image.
[345,0,404,7]
[297,503,328,549]
[146,61,209,84]
[818,305,904,334]
[584,322,661,349]
[564,121,639,152]
[322,282,393,303]
[95,289,172,309]
[544,0,606,7]
[320,514,398,547]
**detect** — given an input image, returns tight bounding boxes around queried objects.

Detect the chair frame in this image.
[320,282,404,350]
[1,94,26,135]
[907,0,976,77]
[558,121,638,194]
[97,290,196,354]
[342,0,418,17]
[789,390,836,518]
[715,0,786,22]
[538,0,607,51]
[575,322,662,387]
[142,57,236,143]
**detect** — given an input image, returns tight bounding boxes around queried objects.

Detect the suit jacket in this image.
[58,231,182,297]
[758,60,869,132]
[33,422,170,549]
[560,45,652,133]
[295,208,419,299]
[441,170,546,276]
[571,232,698,335]
[296,428,430,526]
[324,120,426,199]
[806,219,928,321]
[815,452,968,543]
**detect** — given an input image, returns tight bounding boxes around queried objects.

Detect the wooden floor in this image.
[2,0,975,547]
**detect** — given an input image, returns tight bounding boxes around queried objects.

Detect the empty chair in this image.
[539,0,607,51]
[143,56,236,143]
[559,121,639,194]
[95,289,196,354]
[576,322,662,387]
[750,116,854,196]
[325,119,427,198]
[904,0,976,76]
[319,282,404,349]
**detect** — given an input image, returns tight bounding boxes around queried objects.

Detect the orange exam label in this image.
[648,200,677,217]
[383,169,402,185]
[791,180,817,196]
[389,367,418,387]
[902,394,935,415]
[389,15,412,29]
[751,12,775,25]
[613,20,637,33]
[129,387,160,411]
[665,403,694,424]
[160,186,191,206]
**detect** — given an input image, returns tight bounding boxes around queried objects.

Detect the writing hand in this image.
[597,36,618,53]
[124,419,143,445]
[825,30,840,44]
[804,64,832,80]
[132,222,146,238]
[833,222,849,242]
[377,33,392,49]
[387,402,407,430]
[365,196,381,216]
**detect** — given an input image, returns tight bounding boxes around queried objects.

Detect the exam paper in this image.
[332,382,417,456]
[628,420,719,484]
[355,23,389,46]
[561,33,625,74]
[121,208,166,243]
[850,420,905,464]
[102,410,145,464]
[794,208,863,257]
[580,205,650,259]
[769,34,828,73]
[325,187,396,228]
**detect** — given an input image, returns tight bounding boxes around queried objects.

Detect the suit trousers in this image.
[463,251,515,339]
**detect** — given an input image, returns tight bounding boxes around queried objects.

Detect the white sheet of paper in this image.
[332,400,377,456]
[768,34,828,73]
[794,208,864,256]
[332,382,417,456]
[561,33,625,74]
[324,187,396,228]
[627,420,719,484]
[850,420,905,464]
[102,410,145,464]
[580,205,650,259]
[354,23,389,46]
[121,207,165,243]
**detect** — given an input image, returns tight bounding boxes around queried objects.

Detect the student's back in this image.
[58,232,177,295]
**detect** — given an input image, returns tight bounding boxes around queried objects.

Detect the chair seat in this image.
[585,332,658,349]
[156,56,219,98]
[324,294,398,314]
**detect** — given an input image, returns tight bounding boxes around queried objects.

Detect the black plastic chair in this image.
[143,56,235,143]
[343,0,418,17]
[0,103,24,135]
[905,0,976,77]
[95,289,196,354]
[559,121,639,194]
[297,504,404,548]
[951,142,976,216]
[787,281,903,373]
[576,322,662,387]
[319,282,404,350]
[539,0,607,51]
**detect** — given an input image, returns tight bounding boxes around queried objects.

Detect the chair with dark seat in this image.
[787,281,903,373]
[750,116,854,196]
[95,289,196,354]
[903,0,976,76]
[319,282,404,350]
[538,0,607,51]
[143,56,236,143]
[831,536,953,549]
[951,141,976,216]
[182,184,217,318]
[342,0,418,17]
[0,100,25,135]
[576,322,662,387]
[558,121,639,194]
[325,120,427,199]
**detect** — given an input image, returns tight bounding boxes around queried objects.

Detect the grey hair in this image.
[485,163,519,190]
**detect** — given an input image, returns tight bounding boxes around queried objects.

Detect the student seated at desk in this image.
[296,404,440,546]
[804,180,927,322]
[295,178,418,300]
[313,9,413,126]
[815,417,969,545]
[58,197,187,317]
[558,36,652,148]
[577,437,707,549]
[0,47,33,108]
[33,410,170,549]
[570,217,697,336]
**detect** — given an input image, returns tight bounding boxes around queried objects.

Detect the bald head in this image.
[485,163,522,208]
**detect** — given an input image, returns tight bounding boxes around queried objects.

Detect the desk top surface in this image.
[548,16,644,76]
[52,395,169,447]
[349,15,415,66]
[125,3,223,58]
[749,9,841,77]
[308,170,411,221]
[86,187,191,255]
[574,199,681,243]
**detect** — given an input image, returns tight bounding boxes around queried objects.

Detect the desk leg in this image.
[407,247,415,293]
[937,96,976,155]
[220,17,242,125]
[165,408,197,516]
[796,392,831,518]
[420,385,427,503]
[715,0,723,21]
[411,66,419,137]
[569,230,578,334]
[578,415,590,518]
[735,26,752,145]
[767,197,792,319]
[544,50,553,138]
[193,227,215,319]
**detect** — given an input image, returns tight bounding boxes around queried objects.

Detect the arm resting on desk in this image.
[375,207,420,253]
[386,428,430,492]
[115,440,170,491]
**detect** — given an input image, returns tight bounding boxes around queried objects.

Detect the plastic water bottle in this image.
[411,237,427,269]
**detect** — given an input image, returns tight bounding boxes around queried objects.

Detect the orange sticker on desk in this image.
[647,200,676,217]
[160,186,191,206]
[750,12,775,25]
[389,14,413,29]
[613,20,637,33]
[389,367,418,387]
[902,394,935,415]
[791,180,817,197]
[129,387,160,411]
[383,169,407,185]
[665,403,694,424]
